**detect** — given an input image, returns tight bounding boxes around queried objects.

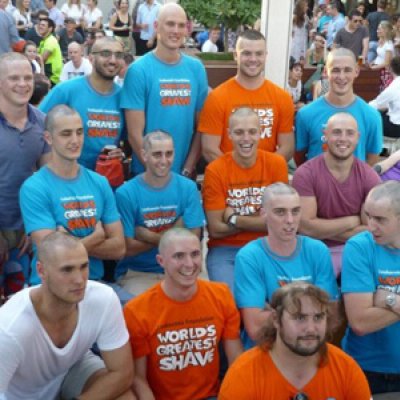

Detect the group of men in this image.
[1,1,400,399]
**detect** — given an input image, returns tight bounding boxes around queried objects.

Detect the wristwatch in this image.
[385,292,397,309]
[227,214,238,228]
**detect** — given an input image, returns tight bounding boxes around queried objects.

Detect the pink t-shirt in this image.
[292,155,380,246]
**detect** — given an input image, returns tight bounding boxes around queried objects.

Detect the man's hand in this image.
[16,234,31,259]
[146,38,154,48]
[373,288,400,315]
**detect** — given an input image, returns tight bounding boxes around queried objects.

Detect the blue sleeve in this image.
[341,234,376,294]
[7,13,20,44]
[120,62,146,111]
[195,62,208,112]
[39,83,70,113]
[234,244,267,309]
[20,179,56,234]
[181,179,205,229]
[295,107,308,151]
[99,176,120,225]
[312,242,340,300]
[366,107,383,155]
[115,184,136,238]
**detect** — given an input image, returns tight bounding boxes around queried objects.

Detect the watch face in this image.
[386,293,397,307]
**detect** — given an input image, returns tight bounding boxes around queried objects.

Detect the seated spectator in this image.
[115,131,204,296]
[234,183,339,349]
[342,180,400,394]
[29,72,51,106]
[366,0,389,63]
[44,0,64,31]
[316,3,331,35]
[124,227,243,400]
[24,8,48,46]
[369,56,400,138]
[290,0,309,63]
[286,57,306,111]
[60,0,87,36]
[334,9,369,62]
[20,105,126,287]
[23,39,43,72]
[357,1,368,21]
[201,26,220,53]
[60,41,92,81]
[305,31,327,66]
[37,17,63,85]
[13,0,33,38]
[203,107,288,291]
[292,113,380,277]
[114,51,134,86]
[57,16,84,61]
[369,20,395,92]
[219,283,371,400]
[0,232,135,399]
[82,0,102,35]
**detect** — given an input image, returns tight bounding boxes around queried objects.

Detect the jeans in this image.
[364,370,400,394]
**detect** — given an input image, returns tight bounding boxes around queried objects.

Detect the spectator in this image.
[357,0,368,20]
[109,0,133,53]
[293,112,380,277]
[124,227,243,400]
[40,37,126,170]
[202,107,288,291]
[13,0,32,38]
[295,48,382,167]
[219,283,371,400]
[37,17,63,85]
[114,51,133,86]
[135,0,160,56]
[20,105,126,287]
[334,9,369,61]
[290,0,309,62]
[82,0,102,34]
[367,0,389,62]
[29,72,50,105]
[60,41,92,81]
[24,7,48,46]
[316,2,332,35]
[326,0,345,49]
[44,0,64,31]
[0,0,21,54]
[57,16,84,60]
[234,183,339,349]
[60,0,86,36]
[0,52,50,298]
[201,26,220,53]
[342,180,400,394]
[305,31,327,66]
[0,232,135,399]
[23,39,43,72]
[121,3,208,177]
[370,56,400,138]
[286,58,306,111]
[115,131,205,296]
[370,20,395,92]
[198,29,295,163]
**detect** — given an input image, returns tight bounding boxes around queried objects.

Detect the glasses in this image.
[91,50,124,59]
[292,393,309,400]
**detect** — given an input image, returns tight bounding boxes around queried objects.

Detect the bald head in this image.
[157,3,186,23]
[158,228,199,255]
[0,52,30,78]
[326,112,358,131]
[91,36,123,53]
[326,47,357,68]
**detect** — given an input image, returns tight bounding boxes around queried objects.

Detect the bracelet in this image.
[182,168,191,177]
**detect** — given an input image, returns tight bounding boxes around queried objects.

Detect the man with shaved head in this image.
[0,231,135,399]
[293,112,380,276]
[295,48,382,167]
[124,227,242,400]
[60,41,92,81]
[40,36,125,170]
[121,3,208,178]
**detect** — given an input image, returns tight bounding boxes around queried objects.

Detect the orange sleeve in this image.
[202,161,227,211]
[273,153,289,183]
[123,301,151,359]
[276,89,295,134]
[343,357,372,400]
[219,285,241,340]
[198,89,227,136]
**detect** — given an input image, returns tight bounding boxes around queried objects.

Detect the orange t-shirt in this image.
[123,280,240,400]
[198,77,295,154]
[219,344,371,400]
[203,150,288,247]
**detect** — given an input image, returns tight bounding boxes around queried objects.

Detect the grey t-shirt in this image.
[334,26,369,57]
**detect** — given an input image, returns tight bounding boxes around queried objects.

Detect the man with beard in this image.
[292,113,380,277]
[198,29,294,163]
[234,183,339,349]
[219,282,371,400]
[40,37,125,170]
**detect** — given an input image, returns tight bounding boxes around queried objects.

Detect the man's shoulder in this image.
[346,230,373,248]
[297,97,326,118]
[124,283,162,313]
[294,154,323,177]
[206,152,233,173]
[21,165,49,189]
[326,343,360,367]
[82,280,115,306]
[299,234,329,252]
[210,77,237,95]
[257,149,286,165]
[238,238,264,257]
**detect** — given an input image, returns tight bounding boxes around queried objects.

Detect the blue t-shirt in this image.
[120,52,208,175]
[20,165,120,283]
[39,76,125,170]
[115,172,205,275]
[295,96,382,161]
[0,105,50,230]
[341,231,400,373]
[235,236,339,349]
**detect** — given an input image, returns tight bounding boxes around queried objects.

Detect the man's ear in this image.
[271,309,279,329]
[156,254,164,271]
[44,130,52,146]
[37,261,46,281]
